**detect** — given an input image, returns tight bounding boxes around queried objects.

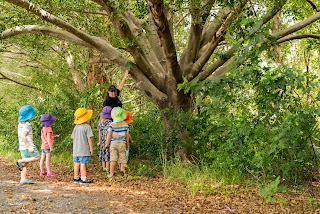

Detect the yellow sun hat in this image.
[74,107,93,125]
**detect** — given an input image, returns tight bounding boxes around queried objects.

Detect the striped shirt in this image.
[108,121,129,144]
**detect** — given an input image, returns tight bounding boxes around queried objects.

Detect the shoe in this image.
[107,174,113,178]
[80,179,92,184]
[20,179,34,185]
[73,178,81,183]
[16,160,23,171]
[40,171,47,176]
[47,172,57,177]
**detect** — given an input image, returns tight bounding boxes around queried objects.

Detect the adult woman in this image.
[103,70,129,108]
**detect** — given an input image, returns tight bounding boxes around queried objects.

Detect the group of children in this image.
[16,103,131,185]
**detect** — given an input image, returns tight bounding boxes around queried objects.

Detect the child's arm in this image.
[104,130,112,150]
[22,131,34,152]
[88,136,93,156]
[47,131,54,152]
[97,130,101,146]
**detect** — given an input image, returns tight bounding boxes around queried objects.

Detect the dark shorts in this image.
[73,156,90,164]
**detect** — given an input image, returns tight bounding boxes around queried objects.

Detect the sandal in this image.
[20,179,34,185]
[47,172,57,177]
[40,171,47,176]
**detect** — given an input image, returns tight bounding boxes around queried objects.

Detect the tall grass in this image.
[163,157,242,195]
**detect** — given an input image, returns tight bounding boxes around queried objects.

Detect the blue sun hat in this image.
[18,105,37,122]
[111,107,126,122]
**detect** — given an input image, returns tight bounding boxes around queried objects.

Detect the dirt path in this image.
[1,156,320,213]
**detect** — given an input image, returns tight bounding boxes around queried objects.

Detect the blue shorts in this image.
[73,156,90,164]
[42,149,51,154]
[20,147,40,159]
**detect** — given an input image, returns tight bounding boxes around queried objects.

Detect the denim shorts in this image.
[73,156,90,164]
[20,147,40,159]
[42,149,51,154]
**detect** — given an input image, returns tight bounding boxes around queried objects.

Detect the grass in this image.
[163,157,244,196]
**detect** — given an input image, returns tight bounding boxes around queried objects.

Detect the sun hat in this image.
[124,111,132,124]
[100,106,112,119]
[18,105,37,122]
[111,107,126,123]
[108,85,117,92]
[74,107,93,125]
[40,114,56,127]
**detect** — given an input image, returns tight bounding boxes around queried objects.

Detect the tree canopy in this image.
[1,0,320,111]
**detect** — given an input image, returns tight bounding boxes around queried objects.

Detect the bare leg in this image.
[106,161,110,171]
[74,162,80,177]
[39,153,46,173]
[110,161,116,176]
[21,156,40,164]
[120,163,127,175]
[80,164,87,177]
[45,153,52,173]
[102,161,106,169]
[21,163,28,181]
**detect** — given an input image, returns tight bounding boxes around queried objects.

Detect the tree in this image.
[1,0,320,112]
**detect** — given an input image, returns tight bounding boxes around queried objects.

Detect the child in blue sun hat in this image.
[16,105,40,185]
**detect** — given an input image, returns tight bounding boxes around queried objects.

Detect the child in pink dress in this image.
[39,114,57,177]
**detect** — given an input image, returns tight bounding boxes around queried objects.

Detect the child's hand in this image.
[28,146,34,152]
[97,142,100,146]
[50,147,54,153]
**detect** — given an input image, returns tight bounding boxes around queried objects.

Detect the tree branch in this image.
[1,25,92,47]
[276,34,320,43]
[306,0,319,11]
[187,0,249,80]
[180,0,215,70]
[188,1,287,83]
[148,0,183,84]
[0,70,41,90]
[93,0,166,89]
[272,11,320,39]
[3,0,126,67]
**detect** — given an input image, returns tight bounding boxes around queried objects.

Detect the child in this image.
[16,105,40,185]
[71,107,94,184]
[97,106,113,172]
[39,113,57,177]
[124,110,133,162]
[105,107,130,178]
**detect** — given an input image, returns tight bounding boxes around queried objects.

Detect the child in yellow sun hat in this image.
[71,107,94,184]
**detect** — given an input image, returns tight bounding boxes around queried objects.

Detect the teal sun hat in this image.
[111,107,126,122]
[18,105,37,122]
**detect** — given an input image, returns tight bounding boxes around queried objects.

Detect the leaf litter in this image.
[0,156,320,213]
